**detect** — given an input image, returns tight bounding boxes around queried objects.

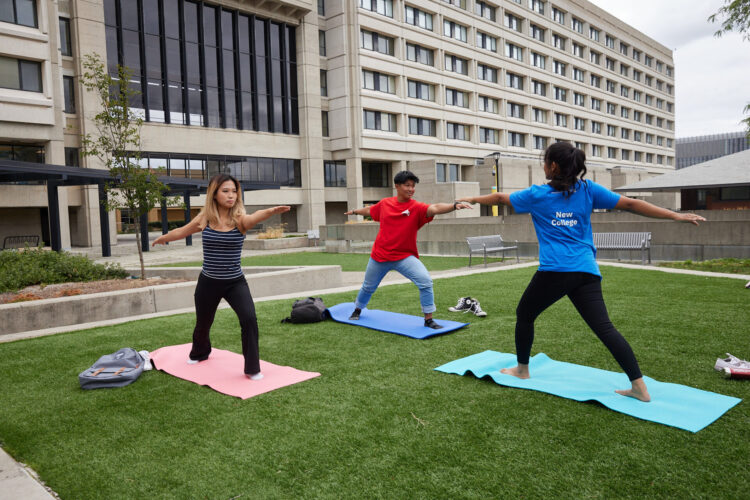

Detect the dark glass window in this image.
[321,110,328,137]
[0,56,42,92]
[362,162,389,188]
[63,75,75,113]
[1,0,37,27]
[65,147,80,167]
[0,143,44,163]
[59,17,72,56]
[324,161,346,187]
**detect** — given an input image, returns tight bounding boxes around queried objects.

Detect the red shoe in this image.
[723,367,750,380]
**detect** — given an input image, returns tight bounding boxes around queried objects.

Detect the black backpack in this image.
[281,297,328,324]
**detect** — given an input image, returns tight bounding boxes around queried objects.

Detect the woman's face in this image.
[214,180,238,210]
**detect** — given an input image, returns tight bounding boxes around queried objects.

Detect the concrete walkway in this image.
[0,447,57,499]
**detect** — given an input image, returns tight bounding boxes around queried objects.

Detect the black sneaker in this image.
[424,318,443,329]
[349,308,361,320]
[469,300,487,317]
[448,297,473,312]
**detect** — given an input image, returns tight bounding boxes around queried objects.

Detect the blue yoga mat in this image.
[435,351,741,432]
[327,302,469,339]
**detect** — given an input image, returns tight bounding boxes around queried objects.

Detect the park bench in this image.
[592,232,651,264]
[466,235,519,267]
[2,235,40,249]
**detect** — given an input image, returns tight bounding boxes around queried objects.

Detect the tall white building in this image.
[0,0,676,248]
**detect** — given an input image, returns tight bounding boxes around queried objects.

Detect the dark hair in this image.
[393,170,419,185]
[544,142,587,196]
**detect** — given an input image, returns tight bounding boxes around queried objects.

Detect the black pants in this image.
[190,274,260,375]
[515,271,643,381]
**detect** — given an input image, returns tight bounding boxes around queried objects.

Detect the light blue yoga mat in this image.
[435,351,741,432]
[327,302,469,339]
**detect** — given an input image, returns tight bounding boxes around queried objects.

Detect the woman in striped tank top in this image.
[153,174,290,380]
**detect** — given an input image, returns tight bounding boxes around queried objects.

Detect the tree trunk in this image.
[134,218,146,279]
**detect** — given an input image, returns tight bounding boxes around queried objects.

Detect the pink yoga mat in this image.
[150,344,320,399]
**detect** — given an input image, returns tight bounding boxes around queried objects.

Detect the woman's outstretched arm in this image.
[457,192,512,206]
[615,196,706,225]
[152,216,203,246]
[240,206,291,231]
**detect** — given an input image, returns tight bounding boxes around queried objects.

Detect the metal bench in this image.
[307,229,320,247]
[466,235,519,267]
[3,235,40,249]
[593,232,652,264]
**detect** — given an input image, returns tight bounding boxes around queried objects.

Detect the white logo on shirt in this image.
[551,211,578,227]
[401,209,410,216]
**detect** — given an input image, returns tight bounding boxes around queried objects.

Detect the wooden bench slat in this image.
[592,232,651,264]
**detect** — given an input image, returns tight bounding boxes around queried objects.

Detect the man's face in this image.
[395,180,416,200]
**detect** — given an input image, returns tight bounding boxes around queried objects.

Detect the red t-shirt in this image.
[369,197,433,262]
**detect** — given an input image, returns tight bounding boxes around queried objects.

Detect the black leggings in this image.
[515,271,642,381]
[190,274,260,375]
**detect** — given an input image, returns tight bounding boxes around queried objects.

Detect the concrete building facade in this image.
[1,0,677,249]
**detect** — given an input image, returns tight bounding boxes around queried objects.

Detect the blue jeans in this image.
[355,256,436,314]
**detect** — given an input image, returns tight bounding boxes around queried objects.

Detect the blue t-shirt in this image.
[509,179,620,276]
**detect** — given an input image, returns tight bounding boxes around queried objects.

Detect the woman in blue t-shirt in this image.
[458,142,705,402]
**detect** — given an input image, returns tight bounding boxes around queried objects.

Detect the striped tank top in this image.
[201,226,246,280]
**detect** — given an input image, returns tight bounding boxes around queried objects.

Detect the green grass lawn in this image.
[158,251,510,272]
[659,258,750,275]
[1,268,748,499]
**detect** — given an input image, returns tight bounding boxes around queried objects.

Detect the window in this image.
[0,56,42,92]
[572,43,583,58]
[319,30,326,56]
[478,95,499,113]
[606,79,616,93]
[590,51,600,65]
[646,133,654,144]
[621,128,630,139]
[657,117,664,127]
[507,102,524,119]
[405,5,434,30]
[436,163,461,182]
[504,12,522,32]
[362,162,390,187]
[634,131,642,142]
[531,52,545,69]
[645,94,653,106]
[476,31,497,52]
[530,24,545,42]
[320,69,328,96]
[359,0,393,17]
[477,63,497,83]
[363,110,397,131]
[574,92,585,106]
[533,107,547,122]
[646,153,653,163]
[657,136,664,146]
[592,144,601,157]
[667,138,673,147]
[574,117,585,131]
[575,142,586,151]
[529,0,544,15]
[532,79,546,96]
[407,79,435,101]
[553,60,566,76]
[443,20,467,42]
[656,98,664,109]
[632,48,641,62]
[633,90,642,102]
[605,34,615,49]
[534,135,547,150]
[508,131,525,147]
[324,161,347,187]
[571,17,583,33]
[446,122,469,140]
[446,87,469,107]
[475,1,496,21]
[645,55,653,67]
[590,97,601,111]
[607,124,616,136]
[620,107,629,119]
[552,34,566,50]
[554,112,567,127]
[621,149,630,160]
[634,110,642,122]
[505,42,523,61]
[666,66,673,77]
[63,75,75,113]
[65,147,80,167]
[554,86,566,102]
[606,102,616,115]
[645,75,653,86]
[591,121,601,134]
[446,54,469,75]
[589,27,600,41]
[362,70,396,93]
[552,7,565,24]
[607,147,617,159]
[318,0,325,15]
[321,111,329,137]
[1,0,37,27]
[573,67,584,82]
[408,116,436,136]
[479,127,499,144]
[619,42,629,56]
[620,85,629,98]
[361,30,395,56]
[656,60,663,72]
[634,151,642,162]
[59,18,72,56]
[442,0,466,8]
[633,69,642,82]
[507,72,524,90]
[619,63,629,77]
[406,42,434,66]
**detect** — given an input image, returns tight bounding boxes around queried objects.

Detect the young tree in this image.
[709,0,750,135]
[80,53,173,279]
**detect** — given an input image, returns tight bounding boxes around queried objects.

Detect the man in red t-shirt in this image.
[345,171,471,329]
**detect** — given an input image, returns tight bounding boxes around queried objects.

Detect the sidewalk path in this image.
[0,447,56,499]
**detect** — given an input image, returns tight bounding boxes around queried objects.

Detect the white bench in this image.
[593,232,652,264]
[466,235,519,267]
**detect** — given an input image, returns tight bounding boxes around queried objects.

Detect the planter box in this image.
[243,236,310,250]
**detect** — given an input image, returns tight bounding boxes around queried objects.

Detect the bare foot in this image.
[500,364,530,379]
[615,377,651,402]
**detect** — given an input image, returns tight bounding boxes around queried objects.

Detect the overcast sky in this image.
[588,0,750,138]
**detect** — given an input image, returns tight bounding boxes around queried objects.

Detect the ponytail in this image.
[544,142,587,196]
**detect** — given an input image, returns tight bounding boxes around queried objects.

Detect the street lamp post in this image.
[492,152,500,216]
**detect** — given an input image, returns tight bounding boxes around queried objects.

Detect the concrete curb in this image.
[0,447,56,499]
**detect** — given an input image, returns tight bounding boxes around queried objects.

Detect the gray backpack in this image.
[79,348,145,390]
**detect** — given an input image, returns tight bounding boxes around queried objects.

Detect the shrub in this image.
[0,248,128,293]
[257,224,287,240]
